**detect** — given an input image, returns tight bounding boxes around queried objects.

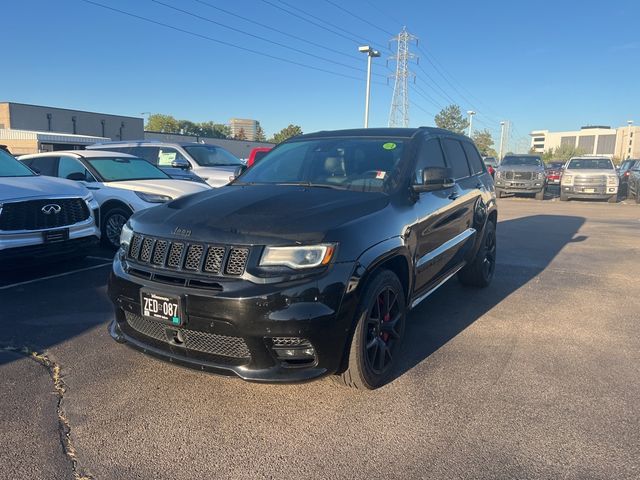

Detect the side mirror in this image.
[412,167,455,193]
[171,158,191,170]
[66,172,86,181]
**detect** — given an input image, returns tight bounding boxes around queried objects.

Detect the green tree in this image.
[434,104,469,134]
[255,122,267,142]
[177,120,198,136]
[145,114,180,133]
[198,121,230,139]
[235,128,247,141]
[472,129,497,157]
[269,124,303,144]
[542,144,585,163]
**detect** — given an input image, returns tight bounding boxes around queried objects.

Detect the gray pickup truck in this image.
[560,156,619,202]
[494,154,546,200]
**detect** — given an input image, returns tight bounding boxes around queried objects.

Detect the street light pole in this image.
[467,110,476,137]
[628,120,634,159]
[499,121,506,161]
[359,45,381,128]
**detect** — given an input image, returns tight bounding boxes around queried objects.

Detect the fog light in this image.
[270,337,316,364]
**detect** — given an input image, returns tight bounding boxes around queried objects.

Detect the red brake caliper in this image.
[380,295,390,342]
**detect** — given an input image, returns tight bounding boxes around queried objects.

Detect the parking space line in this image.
[0,262,111,291]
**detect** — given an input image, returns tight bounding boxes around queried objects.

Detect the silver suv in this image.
[494,154,546,200]
[88,141,245,187]
[560,156,618,202]
[0,148,100,263]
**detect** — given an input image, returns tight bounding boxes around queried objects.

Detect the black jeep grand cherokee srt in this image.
[108,128,497,389]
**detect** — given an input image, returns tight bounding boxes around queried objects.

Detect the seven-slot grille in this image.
[128,234,249,276]
[0,198,90,231]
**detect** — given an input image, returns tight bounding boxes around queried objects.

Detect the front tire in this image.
[608,194,618,203]
[560,191,569,201]
[535,188,545,201]
[334,270,406,390]
[458,220,496,288]
[102,207,131,249]
[495,188,504,198]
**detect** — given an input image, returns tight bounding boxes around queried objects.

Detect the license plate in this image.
[43,229,69,243]
[584,188,595,193]
[140,291,183,326]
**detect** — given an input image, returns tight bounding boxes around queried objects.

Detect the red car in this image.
[247,147,272,167]
[545,161,564,185]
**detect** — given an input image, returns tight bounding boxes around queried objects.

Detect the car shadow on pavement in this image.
[392,214,586,384]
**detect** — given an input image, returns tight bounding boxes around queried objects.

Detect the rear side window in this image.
[415,139,446,184]
[24,157,59,176]
[126,146,160,165]
[157,147,189,167]
[462,142,485,175]
[442,139,471,179]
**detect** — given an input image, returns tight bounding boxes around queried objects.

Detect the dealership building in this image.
[0,102,271,158]
[0,102,144,155]
[530,124,639,159]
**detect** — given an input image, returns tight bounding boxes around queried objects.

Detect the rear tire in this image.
[608,194,618,203]
[535,189,545,201]
[458,220,496,288]
[334,270,406,390]
[101,207,131,249]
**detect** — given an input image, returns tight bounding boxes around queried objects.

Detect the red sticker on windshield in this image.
[376,171,386,179]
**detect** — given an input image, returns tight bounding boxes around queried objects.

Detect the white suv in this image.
[20,150,210,247]
[0,149,100,264]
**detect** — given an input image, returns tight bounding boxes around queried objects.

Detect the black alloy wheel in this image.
[363,286,403,376]
[335,270,406,389]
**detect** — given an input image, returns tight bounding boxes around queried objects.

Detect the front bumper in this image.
[561,185,617,199]
[494,179,544,193]
[108,255,357,382]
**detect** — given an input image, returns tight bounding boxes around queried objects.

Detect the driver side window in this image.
[415,139,446,184]
[58,156,96,182]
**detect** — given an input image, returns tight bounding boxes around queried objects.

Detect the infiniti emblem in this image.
[41,204,62,215]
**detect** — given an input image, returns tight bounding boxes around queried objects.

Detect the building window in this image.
[533,137,545,142]
[533,144,544,149]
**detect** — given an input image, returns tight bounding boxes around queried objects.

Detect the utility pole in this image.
[359,46,381,128]
[388,27,417,127]
[499,121,506,161]
[467,111,475,137]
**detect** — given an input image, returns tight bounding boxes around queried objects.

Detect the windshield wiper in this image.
[274,182,344,190]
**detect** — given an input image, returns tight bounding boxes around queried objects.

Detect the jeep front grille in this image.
[127,234,250,277]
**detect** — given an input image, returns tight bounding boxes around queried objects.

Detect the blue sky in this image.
[1,0,638,150]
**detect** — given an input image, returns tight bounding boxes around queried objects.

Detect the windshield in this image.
[183,145,242,167]
[567,158,614,170]
[0,149,36,177]
[86,156,170,182]
[237,137,405,192]
[547,162,564,169]
[484,157,497,166]
[502,156,542,166]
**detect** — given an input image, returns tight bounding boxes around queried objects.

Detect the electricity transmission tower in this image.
[388,27,417,127]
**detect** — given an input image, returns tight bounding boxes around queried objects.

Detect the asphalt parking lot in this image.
[1,196,639,480]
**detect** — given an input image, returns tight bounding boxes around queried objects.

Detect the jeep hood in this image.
[130,184,389,245]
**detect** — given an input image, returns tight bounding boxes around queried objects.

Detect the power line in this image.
[260,0,369,46]
[322,0,396,38]
[75,0,369,83]
[151,0,375,77]
[361,0,404,30]
[192,0,360,62]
